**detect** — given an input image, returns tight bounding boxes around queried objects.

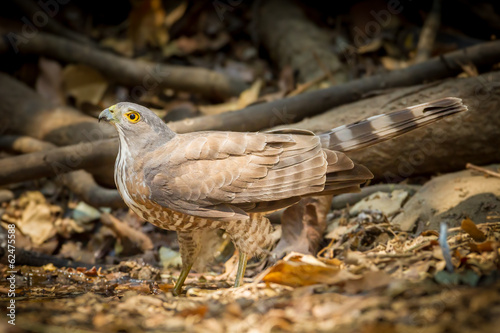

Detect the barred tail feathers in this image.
[319,97,467,152]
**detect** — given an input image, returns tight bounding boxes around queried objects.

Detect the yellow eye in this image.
[124,111,140,123]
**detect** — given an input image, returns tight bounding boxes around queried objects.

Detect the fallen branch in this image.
[2,71,500,186]
[0,246,98,268]
[11,0,94,46]
[466,163,500,179]
[271,71,500,180]
[0,32,247,100]
[0,139,114,185]
[60,171,125,209]
[169,39,500,133]
[2,40,500,185]
[0,136,124,208]
[0,135,55,153]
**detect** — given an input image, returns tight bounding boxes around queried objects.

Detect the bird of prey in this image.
[99,97,466,295]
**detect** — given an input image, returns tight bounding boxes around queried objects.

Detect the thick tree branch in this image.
[2,40,500,185]
[0,32,247,99]
[170,39,500,133]
[0,136,124,208]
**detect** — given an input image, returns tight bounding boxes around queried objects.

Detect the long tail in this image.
[319,97,467,152]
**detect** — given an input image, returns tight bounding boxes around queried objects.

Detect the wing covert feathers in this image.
[145,98,465,220]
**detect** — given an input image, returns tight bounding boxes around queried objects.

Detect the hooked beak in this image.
[98,108,114,123]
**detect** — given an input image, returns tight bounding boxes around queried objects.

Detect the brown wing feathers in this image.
[148,98,466,220]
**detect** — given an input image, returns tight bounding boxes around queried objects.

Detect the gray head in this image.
[99,102,176,153]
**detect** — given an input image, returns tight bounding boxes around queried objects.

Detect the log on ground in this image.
[270,71,500,180]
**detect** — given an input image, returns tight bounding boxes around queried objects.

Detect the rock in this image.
[159,247,182,269]
[392,165,500,231]
[349,190,409,217]
[72,201,101,224]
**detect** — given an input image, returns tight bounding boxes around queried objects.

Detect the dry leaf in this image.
[199,79,262,115]
[461,217,486,242]
[459,62,479,77]
[263,260,356,287]
[62,64,108,107]
[164,1,187,28]
[15,193,57,246]
[59,241,95,264]
[380,56,409,70]
[469,240,497,252]
[178,305,208,318]
[128,0,168,49]
[172,32,230,56]
[273,196,332,258]
[236,79,263,109]
[100,37,134,57]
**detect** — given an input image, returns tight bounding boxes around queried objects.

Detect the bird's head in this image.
[99,102,176,149]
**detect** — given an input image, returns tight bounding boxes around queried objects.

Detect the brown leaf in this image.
[164,1,188,28]
[15,192,58,246]
[469,240,498,252]
[62,64,108,107]
[59,241,95,264]
[128,0,169,49]
[199,79,262,116]
[461,217,486,242]
[272,195,332,258]
[263,260,356,287]
[179,305,208,318]
[172,32,230,56]
[76,266,100,277]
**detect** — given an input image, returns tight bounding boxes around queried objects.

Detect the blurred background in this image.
[1,1,500,331]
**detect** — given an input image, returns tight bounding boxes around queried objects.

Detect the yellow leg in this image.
[173,263,192,296]
[234,252,248,287]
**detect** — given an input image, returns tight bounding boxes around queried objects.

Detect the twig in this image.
[312,50,336,85]
[466,163,500,178]
[100,213,153,254]
[287,73,327,97]
[365,253,414,258]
